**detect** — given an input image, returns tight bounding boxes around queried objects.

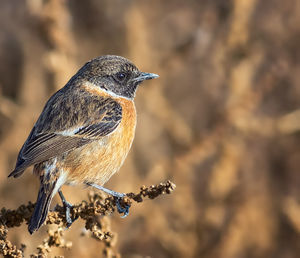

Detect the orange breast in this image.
[63,97,136,185]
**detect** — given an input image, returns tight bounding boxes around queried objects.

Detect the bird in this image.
[8,55,159,234]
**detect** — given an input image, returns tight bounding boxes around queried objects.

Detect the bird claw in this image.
[58,190,78,228]
[86,183,131,217]
[63,201,78,228]
[115,197,130,218]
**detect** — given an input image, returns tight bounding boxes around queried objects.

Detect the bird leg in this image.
[86,183,130,218]
[58,190,76,227]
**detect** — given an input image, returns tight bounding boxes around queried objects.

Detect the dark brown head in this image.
[72,55,158,99]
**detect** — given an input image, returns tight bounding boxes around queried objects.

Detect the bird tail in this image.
[28,184,56,234]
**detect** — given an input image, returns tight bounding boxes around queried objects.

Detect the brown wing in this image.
[9,87,122,178]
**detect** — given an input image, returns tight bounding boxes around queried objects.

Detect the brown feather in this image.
[9,86,122,178]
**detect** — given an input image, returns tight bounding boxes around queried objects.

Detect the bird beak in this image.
[132,72,159,83]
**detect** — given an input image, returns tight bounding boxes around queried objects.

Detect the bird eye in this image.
[115,72,127,82]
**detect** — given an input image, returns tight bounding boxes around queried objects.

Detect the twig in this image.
[0,180,176,257]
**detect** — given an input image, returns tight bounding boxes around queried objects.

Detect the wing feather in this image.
[9,88,122,178]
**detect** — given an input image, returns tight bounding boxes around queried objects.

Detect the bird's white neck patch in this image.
[84,81,132,101]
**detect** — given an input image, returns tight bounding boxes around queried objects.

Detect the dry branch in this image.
[0,180,176,257]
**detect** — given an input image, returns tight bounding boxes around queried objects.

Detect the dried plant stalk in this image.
[0,181,176,257]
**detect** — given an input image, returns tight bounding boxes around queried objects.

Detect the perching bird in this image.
[8,55,159,234]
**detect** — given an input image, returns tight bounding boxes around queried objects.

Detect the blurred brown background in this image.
[0,0,300,257]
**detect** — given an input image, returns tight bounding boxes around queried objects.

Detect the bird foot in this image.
[58,190,78,228]
[63,200,76,228]
[115,197,131,218]
[87,183,131,218]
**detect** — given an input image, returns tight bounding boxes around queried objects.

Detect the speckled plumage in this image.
[9,55,158,234]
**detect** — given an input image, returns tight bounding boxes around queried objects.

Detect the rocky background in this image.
[0,0,299,257]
